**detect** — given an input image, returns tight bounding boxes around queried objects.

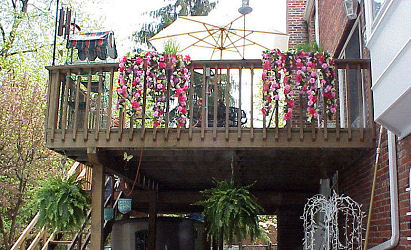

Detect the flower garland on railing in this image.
[262,49,337,122]
[116,51,191,127]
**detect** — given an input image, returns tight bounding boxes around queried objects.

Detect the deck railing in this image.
[45,58,372,148]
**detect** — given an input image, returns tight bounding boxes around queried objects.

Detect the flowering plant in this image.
[116,51,191,127]
[262,49,337,122]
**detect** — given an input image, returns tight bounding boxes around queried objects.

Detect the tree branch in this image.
[6,43,52,56]
[0,23,6,44]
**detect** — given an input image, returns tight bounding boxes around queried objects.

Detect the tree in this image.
[0,74,61,250]
[0,1,103,248]
[133,0,218,48]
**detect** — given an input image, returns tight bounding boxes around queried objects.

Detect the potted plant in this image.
[196,180,264,248]
[35,175,89,231]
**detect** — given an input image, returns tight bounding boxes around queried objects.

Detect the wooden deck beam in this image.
[46,128,373,150]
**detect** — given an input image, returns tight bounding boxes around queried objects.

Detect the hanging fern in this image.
[196,180,264,245]
[35,175,90,231]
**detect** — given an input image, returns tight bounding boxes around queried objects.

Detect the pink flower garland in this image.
[262,49,337,122]
[116,51,191,128]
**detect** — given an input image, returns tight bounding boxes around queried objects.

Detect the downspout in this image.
[369,130,399,249]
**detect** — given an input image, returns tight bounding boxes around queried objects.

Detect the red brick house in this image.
[287,0,411,248]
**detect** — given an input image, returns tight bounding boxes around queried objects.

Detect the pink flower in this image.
[263,84,269,92]
[283,111,292,120]
[307,107,316,115]
[283,75,290,84]
[263,60,271,70]
[274,95,279,100]
[262,72,267,81]
[131,100,140,109]
[120,56,127,63]
[136,57,143,64]
[184,55,191,62]
[159,62,167,69]
[309,77,316,83]
[178,106,187,114]
[330,107,336,113]
[322,63,328,69]
[288,100,294,108]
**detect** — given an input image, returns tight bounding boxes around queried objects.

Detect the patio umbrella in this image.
[149,14,289,60]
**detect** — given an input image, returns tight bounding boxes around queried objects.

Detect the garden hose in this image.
[364,126,384,249]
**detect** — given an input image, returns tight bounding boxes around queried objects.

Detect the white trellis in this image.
[302,191,365,250]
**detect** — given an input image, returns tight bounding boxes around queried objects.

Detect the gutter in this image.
[369,130,399,249]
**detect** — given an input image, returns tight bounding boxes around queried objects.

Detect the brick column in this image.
[287,0,309,49]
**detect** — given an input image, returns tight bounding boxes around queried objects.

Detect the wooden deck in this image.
[45,58,374,212]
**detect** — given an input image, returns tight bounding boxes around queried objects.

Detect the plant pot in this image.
[118,198,132,214]
[104,207,114,220]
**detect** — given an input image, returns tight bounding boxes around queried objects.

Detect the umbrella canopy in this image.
[150,15,289,60]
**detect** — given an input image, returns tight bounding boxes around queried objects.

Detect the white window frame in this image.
[364,0,393,43]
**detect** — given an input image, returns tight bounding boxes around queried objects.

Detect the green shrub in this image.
[36,175,89,231]
[164,39,180,55]
[196,180,264,245]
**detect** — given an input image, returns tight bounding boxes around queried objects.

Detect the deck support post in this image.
[88,147,104,250]
[148,191,157,249]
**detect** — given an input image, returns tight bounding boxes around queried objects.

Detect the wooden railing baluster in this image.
[165,68,171,141]
[50,70,60,142]
[275,100,279,141]
[106,69,114,141]
[299,93,304,141]
[119,109,124,141]
[357,65,364,141]
[345,64,352,141]
[84,71,92,141]
[61,70,70,141]
[188,67,195,140]
[95,70,103,141]
[237,68,242,140]
[335,70,341,141]
[213,67,218,140]
[201,66,206,140]
[72,75,81,140]
[250,67,254,140]
[225,67,230,141]
[322,83,328,141]
[141,63,147,140]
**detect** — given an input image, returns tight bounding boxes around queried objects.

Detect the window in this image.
[364,0,391,40]
[338,19,366,128]
[371,0,386,19]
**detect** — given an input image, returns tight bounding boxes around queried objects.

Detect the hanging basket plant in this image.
[261,48,337,123]
[35,175,90,231]
[116,50,191,127]
[196,180,264,245]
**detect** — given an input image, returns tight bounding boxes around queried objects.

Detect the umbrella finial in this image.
[238,0,252,15]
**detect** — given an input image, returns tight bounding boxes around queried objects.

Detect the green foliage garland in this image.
[196,180,263,245]
[36,175,89,231]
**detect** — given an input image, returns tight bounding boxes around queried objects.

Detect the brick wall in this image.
[315,1,411,248]
[317,0,351,56]
[287,0,308,48]
[285,0,411,248]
